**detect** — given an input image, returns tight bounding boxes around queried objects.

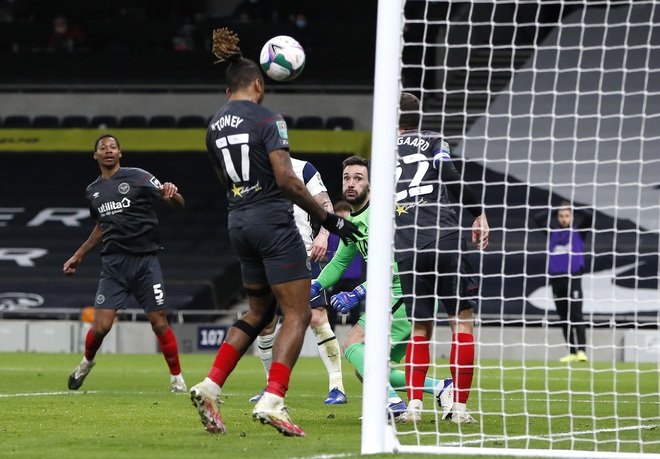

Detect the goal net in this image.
[363,1,660,457]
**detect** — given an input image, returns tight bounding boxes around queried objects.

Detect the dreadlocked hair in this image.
[212,28,242,63]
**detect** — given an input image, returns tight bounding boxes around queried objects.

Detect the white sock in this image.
[387,395,404,404]
[256,331,276,377]
[452,401,467,413]
[312,322,344,393]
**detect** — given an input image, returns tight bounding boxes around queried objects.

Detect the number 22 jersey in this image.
[394,129,461,262]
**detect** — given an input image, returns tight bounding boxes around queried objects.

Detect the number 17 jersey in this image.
[206,99,293,228]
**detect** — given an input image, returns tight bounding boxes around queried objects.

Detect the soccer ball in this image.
[259,35,306,82]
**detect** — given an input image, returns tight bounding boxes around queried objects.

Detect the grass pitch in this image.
[1,353,658,458]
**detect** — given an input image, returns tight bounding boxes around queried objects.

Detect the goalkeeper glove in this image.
[321,213,362,244]
[310,280,323,300]
[330,284,366,314]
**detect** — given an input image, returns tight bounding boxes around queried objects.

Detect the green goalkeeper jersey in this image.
[317,201,402,297]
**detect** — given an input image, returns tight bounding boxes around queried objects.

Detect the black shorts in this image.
[95,252,167,312]
[398,238,478,320]
[229,222,311,285]
[309,259,328,308]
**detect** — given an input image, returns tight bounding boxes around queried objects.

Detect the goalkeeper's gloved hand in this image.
[330,285,366,314]
[310,280,323,300]
[321,212,363,244]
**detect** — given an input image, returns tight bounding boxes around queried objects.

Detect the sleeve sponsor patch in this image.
[149,176,162,188]
[276,120,288,140]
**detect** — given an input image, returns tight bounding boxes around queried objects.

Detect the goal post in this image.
[363,0,660,457]
[360,0,403,454]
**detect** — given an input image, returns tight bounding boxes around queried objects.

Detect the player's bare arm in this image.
[160,182,185,210]
[309,191,333,261]
[269,149,328,222]
[472,213,490,250]
[63,222,103,275]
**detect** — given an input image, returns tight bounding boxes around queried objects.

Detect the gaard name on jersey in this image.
[86,167,163,254]
[207,100,293,228]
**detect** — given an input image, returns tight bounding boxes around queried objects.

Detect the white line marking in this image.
[436,423,659,447]
[0,391,99,398]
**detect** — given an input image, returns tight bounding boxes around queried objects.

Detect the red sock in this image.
[405,335,430,401]
[156,327,181,375]
[84,328,104,361]
[266,362,291,398]
[450,333,475,404]
[208,343,240,387]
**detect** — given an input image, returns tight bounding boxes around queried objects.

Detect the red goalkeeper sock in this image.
[156,327,182,375]
[266,362,291,398]
[450,333,475,404]
[405,335,430,401]
[84,328,103,361]
[208,343,240,387]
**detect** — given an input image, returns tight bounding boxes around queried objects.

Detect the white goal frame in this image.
[362,0,660,457]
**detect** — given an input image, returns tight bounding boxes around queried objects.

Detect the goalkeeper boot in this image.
[450,402,478,425]
[396,399,423,424]
[436,378,454,420]
[324,387,347,405]
[386,400,407,420]
[577,351,589,362]
[67,358,95,390]
[170,373,187,393]
[559,353,578,363]
[190,378,227,434]
[249,388,266,403]
[253,392,306,437]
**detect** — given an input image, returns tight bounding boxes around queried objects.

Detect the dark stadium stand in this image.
[90,115,118,129]
[295,116,324,130]
[61,115,89,128]
[3,115,30,128]
[177,115,207,128]
[119,115,148,128]
[325,116,354,131]
[148,115,177,128]
[32,115,60,128]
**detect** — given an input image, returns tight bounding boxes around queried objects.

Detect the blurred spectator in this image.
[289,12,313,50]
[0,0,13,23]
[173,17,197,51]
[47,15,88,52]
[232,0,279,22]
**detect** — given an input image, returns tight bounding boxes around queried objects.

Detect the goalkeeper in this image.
[310,155,453,420]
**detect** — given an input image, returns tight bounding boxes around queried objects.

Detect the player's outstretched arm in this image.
[63,222,103,276]
[472,213,489,250]
[270,149,362,243]
[309,191,333,261]
[159,182,185,210]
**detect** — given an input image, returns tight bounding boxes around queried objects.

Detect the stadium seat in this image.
[61,115,89,128]
[177,115,207,128]
[325,116,354,130]
[148,115,176,128]
[119,115,148,128]
[295,116,324,130]
[90,115,118,129]
[3,115,31,128]
[282,115,294,128]
[31,115,60,128]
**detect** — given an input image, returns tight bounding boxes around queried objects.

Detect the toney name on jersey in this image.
[210,115,244,132]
